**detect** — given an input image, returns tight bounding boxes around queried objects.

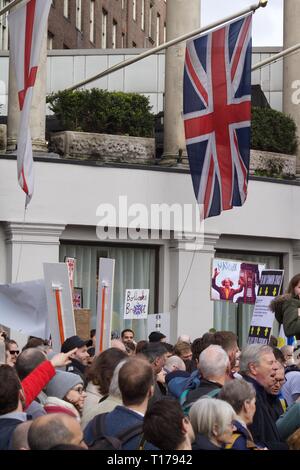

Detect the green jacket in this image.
[270,294,300,338]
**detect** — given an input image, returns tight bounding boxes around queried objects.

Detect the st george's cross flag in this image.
[183,14,252,219]
[8,0,52,207]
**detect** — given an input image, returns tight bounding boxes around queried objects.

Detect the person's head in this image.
[287,273,300,298]
[125,341,136,356]
[61,336,90,366]
[174,342,193,362]
[163,342,175,357]
[148,331,167,343]
[281,345,295,367]
[287,427,300,450]
[86,347,127,396]
[121,329,135,344]
[222,278,233,288]
[22,337,48,351]
[239,344,278,388]
[269,335,278,348]
[143,398,194,450]
[139,342,167,375]
[189,398,236,448]
[118,357,154,407]
[218,379,256,425]
[268,363,286,395]
[164,355,186,373]
[15,348,46,380]
[198,345,230,384]
[273,348,286,366]
[108,359,128,399]
[110,339,127,352]
[28,414,87,450]
[5,340,19,365]
[45,370,86,413]
[11,421,32,450]
[178,334,191,344]
[136,340,148,354]
[212,331,239,369]
[0,365,25,415]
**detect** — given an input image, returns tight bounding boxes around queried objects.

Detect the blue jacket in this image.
[84,405,156,450]
[0,418,23,450]
[166,370,200,400]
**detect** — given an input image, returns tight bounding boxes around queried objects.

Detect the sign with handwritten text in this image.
[124,289,149,320]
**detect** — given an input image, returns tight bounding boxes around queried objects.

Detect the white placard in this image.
[248,269,284,345]
[43,263,76,353]
[95,258,115,354]
[124,289,149,320]
[147,313,170,342]
[0,280,49,338]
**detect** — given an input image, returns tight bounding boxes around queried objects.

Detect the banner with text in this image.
[248,269,284,345]
[211,258,265,304]
[124,289,149,320]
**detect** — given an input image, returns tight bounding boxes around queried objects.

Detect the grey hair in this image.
[189,398,235,439]
[218,379,256,414]
[239,344,273,374]
[198,345,230,379]
[281,345,293,355]
[164,355,186,373]
[108,359,128,398]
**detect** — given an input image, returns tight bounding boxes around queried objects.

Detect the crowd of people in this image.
[2,323,300,452]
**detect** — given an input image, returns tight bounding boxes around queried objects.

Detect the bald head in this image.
[111,339,127,353]
[164,355,186,373]
[11,421,32,450]
[15,348,46,380]
[28,413,87,450]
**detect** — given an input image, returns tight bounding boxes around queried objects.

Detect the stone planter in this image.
[49,131,155,164]
[250,149,296,178]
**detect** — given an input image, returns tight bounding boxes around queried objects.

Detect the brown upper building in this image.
[48,0,167,50]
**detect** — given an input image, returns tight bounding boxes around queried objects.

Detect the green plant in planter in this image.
[47,89,155,138]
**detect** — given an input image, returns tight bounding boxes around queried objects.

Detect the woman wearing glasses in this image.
[44,370,87,421]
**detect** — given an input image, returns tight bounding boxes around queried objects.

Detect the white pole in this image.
[0,0,27,17]
[251,43,300,71]
[67,0,268,92]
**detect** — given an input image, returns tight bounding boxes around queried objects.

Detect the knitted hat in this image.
[45,370,83,399]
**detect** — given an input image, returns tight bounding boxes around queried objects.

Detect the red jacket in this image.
[21,360,56,409]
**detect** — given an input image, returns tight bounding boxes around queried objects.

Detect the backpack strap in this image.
[116,422,144,445]
[179,389,189,406]
[91,412,109,445]
[206,388,220,398]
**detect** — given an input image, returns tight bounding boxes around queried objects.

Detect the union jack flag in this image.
[183,14,252,219]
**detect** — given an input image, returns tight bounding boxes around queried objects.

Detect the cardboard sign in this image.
[211,258,265,304]
[124,289,149,320]
[147,313,170,342]
[248,269,284,345]
[43,263,76,353]
[95,258,115,354]
[0,280,49,338]
[64,257,76,292]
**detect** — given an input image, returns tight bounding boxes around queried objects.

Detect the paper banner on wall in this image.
[147,313,170,342]
[95,258,115,354]
[64,257,76,292]
[211,258,266,304]
[43,263,76,353]
[124,289,149,320]
[247,269,284,345]
[0,280,49,338]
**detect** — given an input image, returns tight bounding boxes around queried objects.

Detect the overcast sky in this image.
[201,0,283,46]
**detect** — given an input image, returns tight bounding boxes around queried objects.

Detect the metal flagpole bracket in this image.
[52,283,63,291]
[259,0,268,7]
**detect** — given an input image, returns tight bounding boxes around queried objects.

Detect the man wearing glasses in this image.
[5,340,19,365]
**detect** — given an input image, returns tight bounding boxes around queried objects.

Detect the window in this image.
[63,0,69,18]
[141,0,145,30]
[149,4,153,38]
[156,13,160,45]
[102,10,108,48]
[0,0,8,50]
[164,23,166,44]
[112,21,117,49]
[133,0,136,21]
[59,243,157,341]
[76,0,82,31]
[47,32,54,50]
[90,0,95,43]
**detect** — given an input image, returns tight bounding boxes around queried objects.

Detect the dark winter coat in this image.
[192,433,223,450]
[270,294,300,339]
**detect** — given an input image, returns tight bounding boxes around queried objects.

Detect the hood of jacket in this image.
[269,294,292,324]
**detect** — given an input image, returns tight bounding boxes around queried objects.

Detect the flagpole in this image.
[67,0,268,92]
[252,43,300,71]
[0,0,27,16]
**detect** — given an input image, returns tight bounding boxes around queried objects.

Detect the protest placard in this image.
[147,313,170,341]
[95,258,115,354]
[124,289,149,320]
